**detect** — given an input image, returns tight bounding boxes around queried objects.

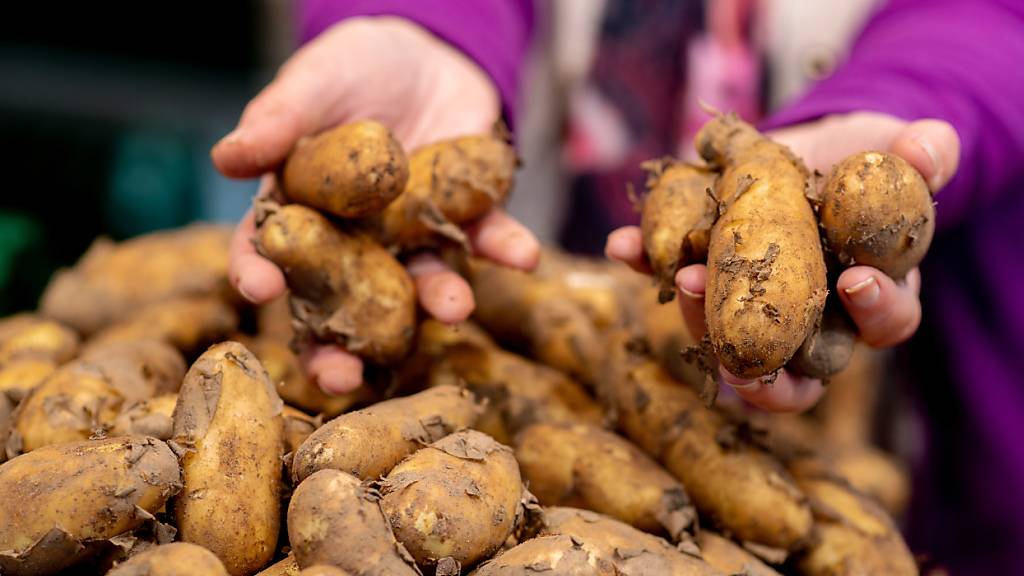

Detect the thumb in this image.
[888,119,961,193]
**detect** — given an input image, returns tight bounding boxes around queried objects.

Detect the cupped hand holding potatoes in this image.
[212,17,539,394]
[607,111,960,413]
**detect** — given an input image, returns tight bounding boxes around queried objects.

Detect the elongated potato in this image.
[252,337,371,417]
[0,393,12,462]
[281,120,408,219]
[172,342,283,576]
[471,534,616,575]
[0,316,78,366]
[515,423,695,539]
[107,542,228,576]
[288,469,418,576]
[640,158,719,302]
[371,128,516,251]
[380,430,524,568]
[0,436,181,576]
[80,340,186,402]
[541,508,724,575]
[696,114,827,378]
[293,385,480,482]
[0,359,59,403]
[87,296,239,357]
[255,555,299,576]
[695,532,781,576]
[283,405,319,455]
[40,224,231,334]
[112,394,178,440]
[789,296,857,379]
[257,204,416,364]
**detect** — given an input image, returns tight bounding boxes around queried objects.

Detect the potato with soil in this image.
[471,534,616,576]
[0,436,181,576]
[40,224,231,334]
[112,394,178,440]
[694,532,781,576]
[292,385,479,482]
[640,158,719,302]
[696,114,827,378]
[79,340,186,402]
[257,203,416,365]
[515,422,695,539]
[172,342,283,576]
[0,359,58,403]
[283,405,319,455]
[281,120,409,218]
[288,469,418,576]
[0,393,12,462]
[0,315,79,366]
[299,566,354,576]
[255,555,299,576]
[107,542,229,576]
[87,295,239,357]
[380,430,524,569]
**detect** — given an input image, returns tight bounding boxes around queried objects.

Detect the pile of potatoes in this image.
[0,117,922,575]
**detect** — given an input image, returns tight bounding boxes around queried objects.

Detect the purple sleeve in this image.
[298,0,534,123]
[763,0,1024,229]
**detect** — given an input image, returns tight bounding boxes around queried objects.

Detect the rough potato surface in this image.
[471,534,616,575]
[107,542,229,576]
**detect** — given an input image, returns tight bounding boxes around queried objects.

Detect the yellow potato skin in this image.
[292,385,479,483]
[87,296,239,356]
[0,393,12,463]
[694,532,781,576]
[471,534,616,576]
[0,317,78,365]
[112,393,178,440]
[287,469,418,576]
[172,342,283,576]
[0,437,181,576]
[254,555,299,576]
[107,542,229,576]
[696,114,827,378]
[257,204,416,365]
[299,566,354,576]
[380,430,523,568]
[0,359,57,403]
[282,405,319,455]
[282,120,409,219]
[79,340,186,402]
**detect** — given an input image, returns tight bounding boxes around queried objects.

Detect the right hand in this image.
[212,17,539,395]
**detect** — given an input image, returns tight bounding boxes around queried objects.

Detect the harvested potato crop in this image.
[371,128,516,251]
[639,158,719,302]
[821,151,934,279]
[789,297,857,380]
[79,340,186,402]
[112,394,178,440]
[283,405,320,455]
[0,393,12,462]
[288,469,418,576]
[107,542,228,576]
[255,555,299,576]
[172,342,283,576]
[292,385,479,482]
[0,436,181,576]
[696,114,827,378]
[281,120,409,219]
[0,359,57,403]
[429,344,604,445]
[40,224,231,334]
[515,422,695,539]
[831,446,910,518]
[257,203,416,365]
[471,534,616,575]
[541,507,724,575]
[0,316,78,366]
[299,566,354,576]
[380,430,524,569]
[694,532,781,576]
[87,295,239,357]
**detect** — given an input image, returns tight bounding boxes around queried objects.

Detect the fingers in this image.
[604,226,652,274]
[302,345,364,395]
[837,266,922,348]
[720,366,825,413]
[407,253,476,324]
[888,119,961,193]
[467,209,541,271]
[229,207,286,305]
[675,264,708,340]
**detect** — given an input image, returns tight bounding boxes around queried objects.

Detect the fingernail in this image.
[844,276,880,307]
[237,278,258,303]
[680,287,703,300]
[217,128,244,148]
[912,133,943,190]
[720,369,761,391]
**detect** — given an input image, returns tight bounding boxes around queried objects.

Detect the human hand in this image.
[607,112,960,412]
[213,17,540,394]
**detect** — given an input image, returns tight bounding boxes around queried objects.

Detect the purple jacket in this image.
[301,1,1024,572]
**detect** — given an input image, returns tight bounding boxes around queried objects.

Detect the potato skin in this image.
[87,296,239,357]
[640,159,719,302]
[293,385,479,482]
[282,120,408,218]
[470,534,616,575]
[789,298,857,380]
[515,423,695,539]
[0,436,181,576]
[0,316,79,365]
[0,359,57,403]
[255,554,299,576]
[107,542,229,576]
[79,340,186,402]
[0,393,12,463]
[282,405,319,455]
[380,430,524,568]
[287,469,418,576]
[697,114,827,378]
[299,566,354,576]
[256,204,416,365]
[694,532,781,576]
[821,151,933,279]
[112,394,178,440]
[172,342,284,576]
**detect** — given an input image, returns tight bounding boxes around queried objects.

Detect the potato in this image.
[602,336,812,551]
[40,224,231,334]
[80,340,186,401]
[293,385,479,482]
[371,128,516,251]
[789,298,857,379]
[87,296,239,357]
[299,566,354,576]
[256,203,416,365]
[107,542,228,576]
[112,394,178,440]
[0,316,78,366]
[640,158,719,302]
[287,469,418,576]
[172,342,284,576]
[819,344,883,446]
[524,298,604,386]
[821,151,933,279]
[694,532,781,576]
[515,423,695,539]
[541,508,724,575]
[281,120,409,219]
[429,344,604,445]
[831,446,910,518]
[0,393,12,462]
[255,555,299,576]
[0,359,57,403]
[283,405,319,455]
[0,436,181,576]
[471,534,616,575]
[696,114,827,378]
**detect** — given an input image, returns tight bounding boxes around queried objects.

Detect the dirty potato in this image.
[111,394,178,441]
[106,542,228,576]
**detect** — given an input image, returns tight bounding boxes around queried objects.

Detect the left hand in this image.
[606,111,960,412]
